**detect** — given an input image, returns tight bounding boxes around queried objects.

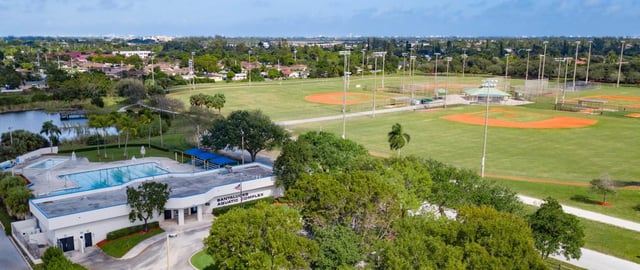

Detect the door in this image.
[164,209,172,219]
[58,236,74,252]
[84,233,92,247]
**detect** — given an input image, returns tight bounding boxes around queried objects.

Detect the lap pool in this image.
[54,162,169,195]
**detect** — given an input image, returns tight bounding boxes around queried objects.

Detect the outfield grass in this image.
[191,249,215,270]
[167,74,489,121]
[100,228,164,258]
[289,105,640,184]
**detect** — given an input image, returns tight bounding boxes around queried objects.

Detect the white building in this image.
[113,50,152,59]
[11,156,280,261]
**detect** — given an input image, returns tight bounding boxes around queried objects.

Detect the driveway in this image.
[72,217,212,270]
[0,231,30,270]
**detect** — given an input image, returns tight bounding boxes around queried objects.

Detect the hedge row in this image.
[106,221,159,240]
[59,143,171,154]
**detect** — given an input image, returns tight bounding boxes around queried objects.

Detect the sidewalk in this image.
[518,195,640,232]
[518,195,640,269]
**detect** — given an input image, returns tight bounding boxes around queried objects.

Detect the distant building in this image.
[113,50,152,59]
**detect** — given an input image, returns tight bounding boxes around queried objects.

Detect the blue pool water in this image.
[28,159,66,169]
[54,163,169,195]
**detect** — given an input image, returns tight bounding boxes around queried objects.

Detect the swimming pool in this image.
[54,163,169,195]
[28,159,66,169]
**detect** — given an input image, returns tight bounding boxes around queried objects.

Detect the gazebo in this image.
[464,87,511,104]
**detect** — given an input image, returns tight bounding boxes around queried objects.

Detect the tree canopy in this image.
[205,202,318,270]
[273,131,369,190]
[201,110,287,162]
[528,197,585,260]
[126,181,171,232]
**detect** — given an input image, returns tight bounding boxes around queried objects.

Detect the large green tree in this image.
[387,123,410,156]
[201,110,287,162]
[205,202,318,270]
[116,78,146,103]
[528,197,585,260]
[289,171,402,243]
[313,225,362,269]
[126,181,171,232]
[273,131,369,190]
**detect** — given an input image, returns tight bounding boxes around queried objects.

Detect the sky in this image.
[1,0,638,37]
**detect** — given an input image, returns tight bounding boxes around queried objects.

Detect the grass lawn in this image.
[100,228,164,258]
[191,249,215,270]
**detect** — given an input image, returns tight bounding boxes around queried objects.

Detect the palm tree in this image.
[139,113,153,148]
[118,115,138,158]
[40,120,61,152]
[109,112,123,148]
[88,115,103,155]
[387,123,411,156]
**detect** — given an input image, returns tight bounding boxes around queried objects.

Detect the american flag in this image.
[234,183,242,191]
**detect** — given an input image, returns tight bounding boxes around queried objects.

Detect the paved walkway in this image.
[0,228,30,270]
[518,195,640,269]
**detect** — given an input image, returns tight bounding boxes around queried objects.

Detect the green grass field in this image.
[99,228,164,258]
[190,250,215,270]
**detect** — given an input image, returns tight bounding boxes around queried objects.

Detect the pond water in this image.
[0,110,115,141]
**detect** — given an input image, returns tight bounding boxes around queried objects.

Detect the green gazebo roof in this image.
[464,87,511,98]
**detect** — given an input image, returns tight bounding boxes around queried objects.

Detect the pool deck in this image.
[21,155,273,218]
[19,156,199,197]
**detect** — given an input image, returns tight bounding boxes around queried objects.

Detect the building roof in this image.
[33,164,273,218]
[464,87,511,98]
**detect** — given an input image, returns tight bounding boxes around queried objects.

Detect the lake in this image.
[0,110,116,141]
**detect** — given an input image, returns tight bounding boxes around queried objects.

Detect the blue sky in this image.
[1,0,638,37]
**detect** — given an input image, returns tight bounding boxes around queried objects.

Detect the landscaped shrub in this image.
[106,221,159,240]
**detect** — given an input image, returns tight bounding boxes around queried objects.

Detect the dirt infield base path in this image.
[442,108,598,129]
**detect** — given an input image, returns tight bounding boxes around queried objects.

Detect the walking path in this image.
[518,195,640,269]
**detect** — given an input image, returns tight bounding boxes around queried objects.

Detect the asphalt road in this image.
[0,231,30,270]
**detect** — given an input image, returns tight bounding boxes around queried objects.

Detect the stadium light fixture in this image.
[572,41,580,91]
[617,41,625,88]
[339,50,351,139]
[481,79,498,178]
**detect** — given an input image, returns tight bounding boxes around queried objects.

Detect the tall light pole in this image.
[8,126,13,146]
[554,58,564,109]
[540,41,549,91]
[445,57,452,108]
[572,41,580,91]
[563,57,570,105]
[248,50,252,87]
[372,52,386,117]
[410,55,416,102]
[189,52,195,92]
[481,79,498,178]
[525,49,532,81]
[402,52,408,93]
[617,41,625,88]
[462,48,467,78]
[151,54,155,85]
[361,48,366,79]
[585,41,593,83]
[339,50,350,139]
[504,53,510,80]
[381,52,386,90]
[433,53,440,97]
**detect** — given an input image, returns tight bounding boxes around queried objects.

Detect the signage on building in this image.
[216,191,264,206]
